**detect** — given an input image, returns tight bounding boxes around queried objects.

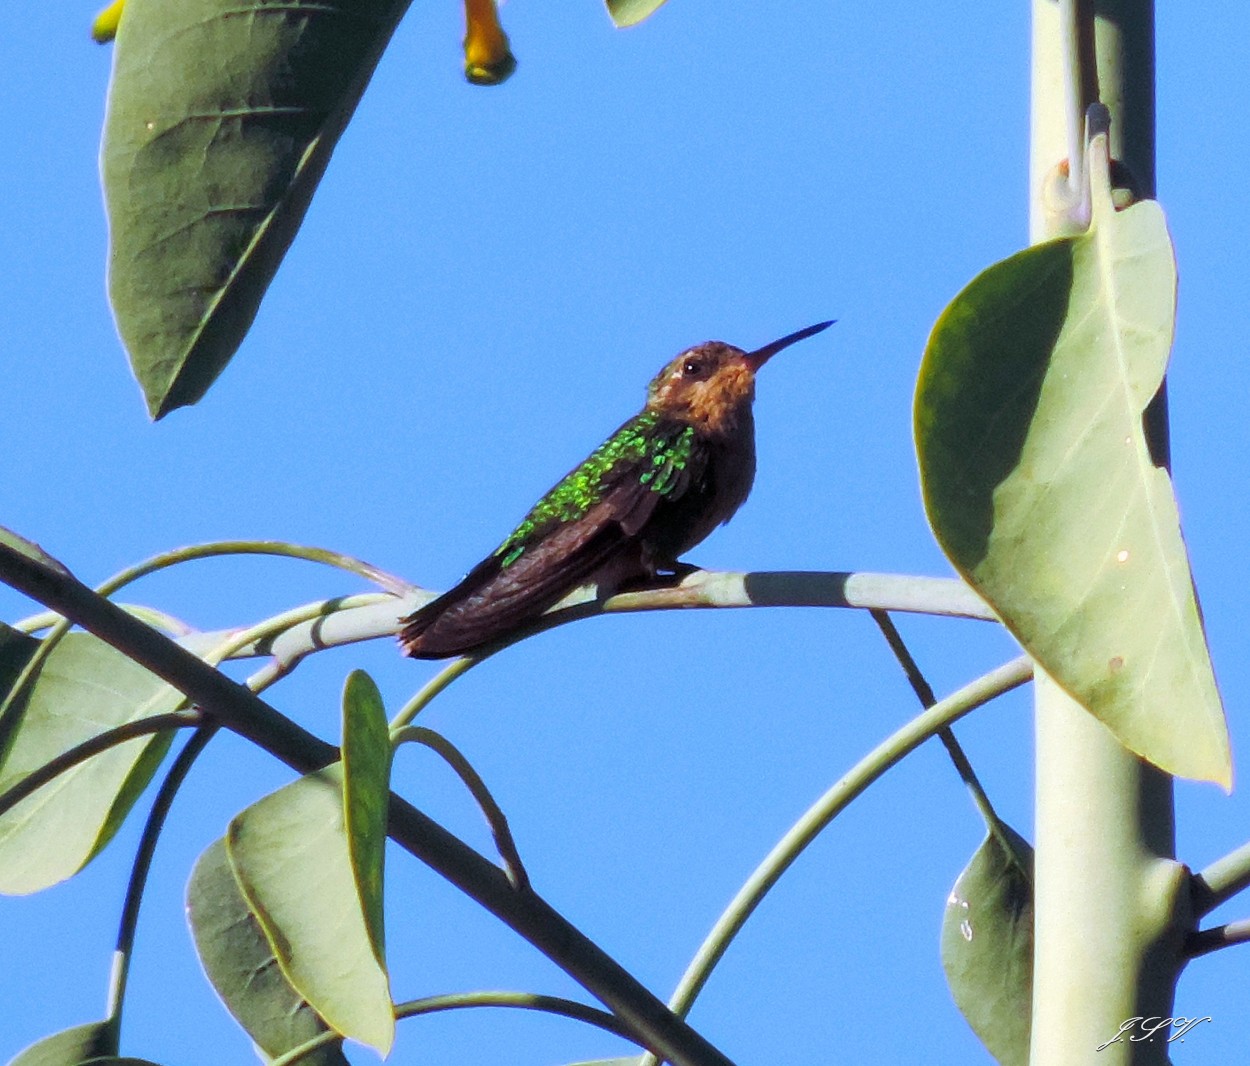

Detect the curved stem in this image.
[270,990,639,1066]
[637,655,1033,1066]
[393,726,530,890]
[194,570,995,672]
[391,656,479,729]
[203,599,374,668]
[0,710,202,820]
[107,724,217,1024]
[106,624,322,1031]
[94,539,413,598]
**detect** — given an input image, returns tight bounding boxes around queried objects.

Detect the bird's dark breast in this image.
[639,427,756,566]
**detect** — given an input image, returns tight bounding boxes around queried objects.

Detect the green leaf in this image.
[915,149,1230,787]
[8,1020,117,1065]
[101,0,414,418]
[0,527,71,575]
[226,758,394,1053]
[79,1059,165,1065]
[605,0,669,28]
[941,827,1034,1066]
[187,838,350,1066]
[341,670,391,963]
[0,634,179,895]
[0,622,40,695]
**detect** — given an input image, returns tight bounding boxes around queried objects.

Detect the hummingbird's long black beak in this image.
[744,319,835,371]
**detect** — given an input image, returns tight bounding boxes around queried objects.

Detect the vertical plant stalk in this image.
[1057,0,1097,201]
[1028,5,1187,1065]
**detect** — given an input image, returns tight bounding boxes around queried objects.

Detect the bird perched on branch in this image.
[400,320,834,658]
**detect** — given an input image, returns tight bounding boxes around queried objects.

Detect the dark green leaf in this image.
[187,838,349,1066]
[0,622,40,698]
[941,827,1034,1066]
[8,1020,117,1065]
[341,670,391,964]
[605,0,669,28]
[101,0,414,417]
[915,151,1229,786]
[227,763,394,1053]
[0,634,179,895]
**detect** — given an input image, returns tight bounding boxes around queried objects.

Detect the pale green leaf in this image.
[915,152,1230,786]
[101,0,413,417]
[605,0,669,28]
[226,764,394,1054]
[0,527,71,576]
[187,838,349,1066]
[79,1059,165,1065]
[941,827,1034,1066]
[0,634,179,894]
[8,1020,117,1065]
[341,670,391,964]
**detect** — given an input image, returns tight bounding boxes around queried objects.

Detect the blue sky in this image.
[2,2,1249,1063]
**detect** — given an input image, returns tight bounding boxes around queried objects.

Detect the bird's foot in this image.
[615,561,702,593]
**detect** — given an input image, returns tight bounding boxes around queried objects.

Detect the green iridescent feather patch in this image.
[493,413,695,567]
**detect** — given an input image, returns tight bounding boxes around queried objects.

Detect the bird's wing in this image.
[400,417,702,657]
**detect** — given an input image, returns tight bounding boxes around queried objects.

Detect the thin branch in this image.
[183,592,395,664]
[270,990,639,1066]
[391,657,477,729]
[0,537,734,1066]
[380,571,992,733]
[189,570,995,665]
[599,570,995,619]
[108,725,218,1022]
[393,726,530,891]
[1186,918,1250,959]
[637,655,1033,1066]
[869,610,1006,833]
[0,710,202,820]
[93,539,414,598]
[109,627,313,1030]
[1192,840,1250,917]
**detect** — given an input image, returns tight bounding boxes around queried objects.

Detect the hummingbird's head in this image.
[645,321,834,436]
[646,342,756,436]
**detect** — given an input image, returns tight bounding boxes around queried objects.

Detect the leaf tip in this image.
[91,0,125,43]
[605,0,670,28]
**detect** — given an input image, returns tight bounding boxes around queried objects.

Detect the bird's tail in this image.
[400,526,631,659]
[399,558,520,658]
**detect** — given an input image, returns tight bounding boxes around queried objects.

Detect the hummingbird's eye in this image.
[682,358,704,377]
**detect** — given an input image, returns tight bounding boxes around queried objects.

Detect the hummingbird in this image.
[400,320,834,658]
